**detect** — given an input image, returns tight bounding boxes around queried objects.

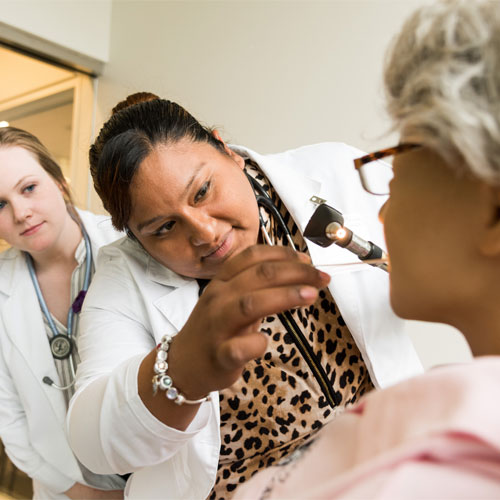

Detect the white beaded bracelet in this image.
[152,334,210,405]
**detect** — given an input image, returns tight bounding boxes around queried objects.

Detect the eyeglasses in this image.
[353,143,421,195]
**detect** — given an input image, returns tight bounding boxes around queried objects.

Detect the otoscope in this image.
[304,204,388,272]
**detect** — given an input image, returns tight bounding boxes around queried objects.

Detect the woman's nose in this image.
[12,199,32,223]
[378,200,388,224]
[188,212,217,246]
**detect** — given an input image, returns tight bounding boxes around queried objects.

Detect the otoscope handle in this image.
[323,222,389,272]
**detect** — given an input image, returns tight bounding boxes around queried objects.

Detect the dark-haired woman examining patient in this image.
[68,94,421,499]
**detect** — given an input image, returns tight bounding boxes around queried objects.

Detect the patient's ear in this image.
[479,186,500,257]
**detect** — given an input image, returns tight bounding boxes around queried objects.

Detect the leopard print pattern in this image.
[208,162,374,499]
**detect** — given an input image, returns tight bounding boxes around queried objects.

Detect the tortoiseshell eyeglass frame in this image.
[353,143,421,195]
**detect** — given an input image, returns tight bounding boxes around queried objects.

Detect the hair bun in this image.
[111,92,160,115]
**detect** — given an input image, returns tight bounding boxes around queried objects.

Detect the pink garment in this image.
[234,356,500,499]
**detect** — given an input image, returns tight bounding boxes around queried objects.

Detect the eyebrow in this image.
[14,175,34,189]
[135,163,205,234]
[0,176,35,197]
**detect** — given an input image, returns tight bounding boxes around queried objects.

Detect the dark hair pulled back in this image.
[89,92,226,231]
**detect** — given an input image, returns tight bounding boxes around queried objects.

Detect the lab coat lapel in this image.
[146,254,201,336]
[153,281,200,335]
[260,156,323,233]
[0,254,67,423]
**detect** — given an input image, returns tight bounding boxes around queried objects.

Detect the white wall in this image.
[0,0,112,63]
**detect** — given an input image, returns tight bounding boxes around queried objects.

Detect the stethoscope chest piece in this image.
[49,334,74,360]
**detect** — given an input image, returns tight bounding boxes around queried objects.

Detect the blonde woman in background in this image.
[0,128,124,499]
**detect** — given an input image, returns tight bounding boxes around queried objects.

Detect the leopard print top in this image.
[208,162,374,499]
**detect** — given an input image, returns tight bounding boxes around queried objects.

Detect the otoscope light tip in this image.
[335,227,347,239]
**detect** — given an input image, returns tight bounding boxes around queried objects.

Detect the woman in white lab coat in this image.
[0,127,124,499]
[68,94,421,499]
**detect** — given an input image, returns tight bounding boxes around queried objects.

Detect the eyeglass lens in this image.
[359,156,394,195]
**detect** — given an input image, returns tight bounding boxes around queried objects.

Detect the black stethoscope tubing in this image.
[245,171,339,409]
[245,173,296,249]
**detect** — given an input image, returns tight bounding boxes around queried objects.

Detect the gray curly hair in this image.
[384,0,500,184]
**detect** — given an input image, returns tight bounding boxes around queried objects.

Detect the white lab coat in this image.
[69,143,422,499]
[0,210,121,499]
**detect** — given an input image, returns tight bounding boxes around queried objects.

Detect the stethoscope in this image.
[245,172,297,250]
[25,222,92,392]
[245,170,342,409]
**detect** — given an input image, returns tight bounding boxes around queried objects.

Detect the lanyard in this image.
[25,221,92,361]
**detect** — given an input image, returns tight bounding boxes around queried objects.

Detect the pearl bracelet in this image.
[152,334,210,406]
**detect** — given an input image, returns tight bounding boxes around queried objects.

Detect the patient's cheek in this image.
[388,282,415,321]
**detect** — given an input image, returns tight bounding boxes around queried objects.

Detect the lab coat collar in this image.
[77,208,111,262]
[153,280,200,333]
[146,249,194,289]
[114,235,192,290]
[231,144,323,231]
[133,241,200,333]
[148,253,199,333]
[0,247,19,297]
[0,209,105,297]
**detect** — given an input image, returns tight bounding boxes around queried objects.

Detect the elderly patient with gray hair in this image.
[236,0,500,497]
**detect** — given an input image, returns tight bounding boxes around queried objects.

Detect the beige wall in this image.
[98,0,431,153]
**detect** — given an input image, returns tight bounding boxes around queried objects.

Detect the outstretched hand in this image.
[168,245,330,399]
